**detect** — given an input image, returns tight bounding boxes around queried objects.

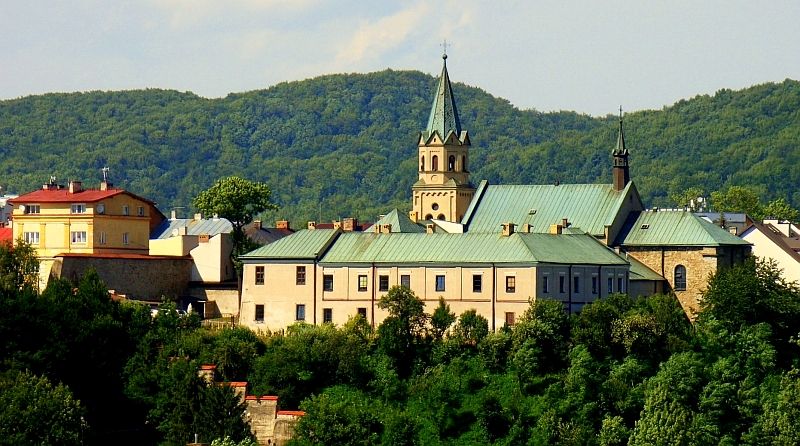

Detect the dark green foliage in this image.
[0,370,86,446]
[0,239,38,292]
[4,74,800,224]
[291,386,383,446]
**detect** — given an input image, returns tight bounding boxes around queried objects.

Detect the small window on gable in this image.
[674,265,687,291]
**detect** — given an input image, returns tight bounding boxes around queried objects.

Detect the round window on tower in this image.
[432,203,439,211]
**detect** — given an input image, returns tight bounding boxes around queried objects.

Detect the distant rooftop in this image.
[151,217,233,239]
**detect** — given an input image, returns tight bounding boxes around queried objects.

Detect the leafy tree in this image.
[430,297,456,340]
[452,309,489,347]
[291,386,383,446]
[0,238,39,292]
[669,186,706,210]
[377,286,430,377]
[761,197,799,222]
[0,371,86,446]
[710,186,762,218]
[511,299,571,384]
[193,176,278,259]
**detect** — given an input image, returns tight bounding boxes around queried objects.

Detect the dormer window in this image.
[71,204,86,214]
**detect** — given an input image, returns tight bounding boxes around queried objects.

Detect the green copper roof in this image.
[618,211,751,246]
[374,209,425,233]
[425,55,462,138]
[463,181,635,236]
[320,232,628,266]
[240,229,338,260]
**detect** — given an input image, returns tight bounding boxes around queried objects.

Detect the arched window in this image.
[424,214,433,220]
[432,155,439,171]
[674,265,687,291]
[420,156,425,171]
[448,155,455,171]
[436,214,445,220]
[462,155,467,171]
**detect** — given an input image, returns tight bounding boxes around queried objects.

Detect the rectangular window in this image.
[295,304,306,321]
[358,274,368,292]
[122,232,129,245]
[559,274,566,294]
[592,276,598,294]
[323,274,334,292]
[24,204,40,214]
[70,231,87,244]
[473,274,482,293]
[573,276,580,294]
[618,277,624,293]
[505,312,516,326]
[435,275,446,292]
[357,307,367,319]
[506,276,516,293]
[122,205,129,216]
[137,206,144,217]
[323,308,333,324]
[98,231,107,245]
[379,275,389,292]
[542,275,549,293]
[255,266,265,285]
[400,274,410,289]
[254,304,264,322]
[71,203,86,214]
[296,266,306,285]
[23,231,40,245]
[608,277,614,293]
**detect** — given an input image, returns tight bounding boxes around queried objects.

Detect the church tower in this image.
[410,53,475,223]
[612,109,630,191]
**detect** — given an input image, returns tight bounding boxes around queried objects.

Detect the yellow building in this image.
[11,179,165,285]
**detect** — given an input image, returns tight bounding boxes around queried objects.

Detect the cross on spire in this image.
[619,105,623,121]
[441,39,448,60]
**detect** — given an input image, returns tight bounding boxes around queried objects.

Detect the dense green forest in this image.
[1,72,799,224]
[3,233,800,444]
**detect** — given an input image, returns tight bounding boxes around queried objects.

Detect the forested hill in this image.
[1,71,799,224]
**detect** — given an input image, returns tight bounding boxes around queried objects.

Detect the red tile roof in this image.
[0,228,12,244]
[12,188,125,203]
[277,410,306,417]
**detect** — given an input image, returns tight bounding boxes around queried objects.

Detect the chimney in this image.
[426,223,435,234]
[100,180,112,191]
[501,222,515,237]
[380,224,392,234]
[408,211,419,223]
[170,210,177,220]
[549,223,563,235]
[307,221,317,230]
[332,220,342,230]
[178,226,188,236]
[275,220,289,230]
[521,223,532,233]
[68,180,82,194]
[194,213,202,220]
[343,217,356,232]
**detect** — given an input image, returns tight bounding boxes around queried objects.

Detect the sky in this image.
[2,1,800,116]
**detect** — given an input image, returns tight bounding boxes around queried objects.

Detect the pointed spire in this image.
[613,106,628,155]
[426,51,462,138]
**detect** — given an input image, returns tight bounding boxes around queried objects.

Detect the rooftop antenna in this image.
[101,166,110,182]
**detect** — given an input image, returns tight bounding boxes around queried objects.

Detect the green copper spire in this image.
[426,53,462,138]
[613,106,628,155]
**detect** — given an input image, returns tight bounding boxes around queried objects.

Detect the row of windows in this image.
[253,304,367,324]
[420,154,467,172]
[541,274,626,295]
[20,231,129,246]
[22,203,144,216]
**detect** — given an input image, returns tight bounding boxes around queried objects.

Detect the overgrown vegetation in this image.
[2,238,799,444]
[2,72,800,223]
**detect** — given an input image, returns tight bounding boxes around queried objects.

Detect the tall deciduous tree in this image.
[710,186,762,219]
[193,176,278,258]
[0,239,39,293]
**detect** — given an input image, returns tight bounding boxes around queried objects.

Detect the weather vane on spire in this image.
[441,39,448,60]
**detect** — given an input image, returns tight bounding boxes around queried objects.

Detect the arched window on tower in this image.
[448,155,455,171]
[432,155,439,171]
[674,265,687,291]
[421,156,425,171]
[462,155,467,171]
